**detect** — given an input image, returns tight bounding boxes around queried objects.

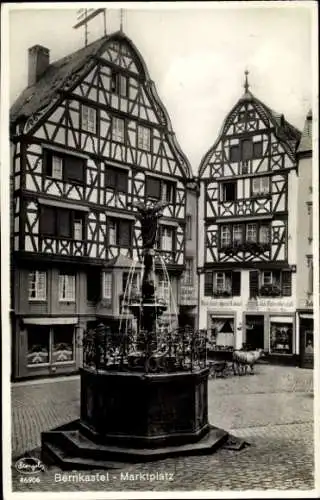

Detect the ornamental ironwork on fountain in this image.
[83,200,207,373]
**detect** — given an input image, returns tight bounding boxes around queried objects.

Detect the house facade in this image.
[197,78,302,363]
[295,111,314,368]
[10,32,194,380]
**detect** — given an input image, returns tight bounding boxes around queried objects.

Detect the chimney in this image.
[28,45,50,86]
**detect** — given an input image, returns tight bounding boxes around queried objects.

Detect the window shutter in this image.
[204,271,213,296]
[249,270,259,298]
[106,167,117,188]
[119,220,131,246]
[117,170,128,192]
[57,209,71,238]
[232,271,241,296]
[146,177,161,199]
[64,156,84,183]
[230,145,240,162]
[242,139,253,160]
[281,271,292,297]
[40,206,55,236]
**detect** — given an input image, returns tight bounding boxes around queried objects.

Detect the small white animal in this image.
[232,348,264,376]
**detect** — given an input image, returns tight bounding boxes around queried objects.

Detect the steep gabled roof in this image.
[10,31,192,178]
[297,109,312,154]
[199,89,302,177]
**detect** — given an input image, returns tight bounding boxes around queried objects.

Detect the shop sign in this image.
[247,298,294,312]
[201,298,242,308]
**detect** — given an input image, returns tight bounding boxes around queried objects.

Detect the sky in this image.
[7,2,315,172]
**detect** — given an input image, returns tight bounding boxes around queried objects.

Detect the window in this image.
[159,226,174,252]
[252,176,269,196]
[162,181,175,203]
[157,277,170,303]
[233,224,243,244]
[40,207,85,240]
[182,258,193,286]
[204,271,241,297]
[52,326,74,363]
[262,271,273,286]
[246,223,257,242]
[186,215,192,240]
[242,139,253,161]
[138,126,151,151]
[229,145,240,163]
[145,177,176,204]
[259,224,270,244]
[122,272,141,294]
[102,272,112,300]
[82,105,96,133]
[44,151,85,184]
[111,71,128,97]
[112,117,125,142]
[59,274,75,302]
[146,177,161,200]
[108,218,132,246]
[27,326,50,365]
[51,156,63,180]
[221,225,231,247]
[28,271,47,301]
[253,141,263,158]
[221,182,236,202]
[87,270,101,302]
[105,166,128,193]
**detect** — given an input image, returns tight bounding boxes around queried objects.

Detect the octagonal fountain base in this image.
[41,368,246,470]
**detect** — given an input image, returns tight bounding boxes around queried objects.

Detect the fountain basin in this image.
[80,367,210,448]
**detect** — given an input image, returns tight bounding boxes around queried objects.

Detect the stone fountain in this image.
[41,201,245,470]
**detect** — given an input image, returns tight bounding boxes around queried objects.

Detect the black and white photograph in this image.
[1,1,319,498]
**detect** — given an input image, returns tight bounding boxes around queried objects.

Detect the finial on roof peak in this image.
[244,69,249,93]
[120,9,124,32]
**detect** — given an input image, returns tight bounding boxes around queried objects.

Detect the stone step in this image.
[41,442,126,471]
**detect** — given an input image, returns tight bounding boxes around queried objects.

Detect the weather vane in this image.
[244,69,250,93]
[73,8,107,47]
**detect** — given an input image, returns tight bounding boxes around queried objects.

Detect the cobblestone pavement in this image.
[9,365,315,493]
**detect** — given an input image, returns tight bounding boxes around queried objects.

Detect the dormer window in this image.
[81,105,97,133]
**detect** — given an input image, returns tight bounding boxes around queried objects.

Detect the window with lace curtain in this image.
[59,274,75,302]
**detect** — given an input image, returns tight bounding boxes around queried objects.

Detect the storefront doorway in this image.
[299,314,314,369]
[245,315,264,350]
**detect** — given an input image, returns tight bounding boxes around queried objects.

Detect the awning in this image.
[38,197,89,212]
[23,317,78,325]
[270,316,293,324]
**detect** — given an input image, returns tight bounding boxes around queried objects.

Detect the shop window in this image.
[27,326,50,366]
[210,317,234,350]
[28,271,47,301]
[270,322,293,354]
[52,325,74,363]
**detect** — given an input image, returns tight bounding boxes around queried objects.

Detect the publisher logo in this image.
[15,457,45,474]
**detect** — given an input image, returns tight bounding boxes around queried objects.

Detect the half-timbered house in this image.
[10,32,193,379]
[198,75,302,363]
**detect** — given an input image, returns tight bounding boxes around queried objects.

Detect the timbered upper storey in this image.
[198,84,301,267]
[10,31,192,269]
